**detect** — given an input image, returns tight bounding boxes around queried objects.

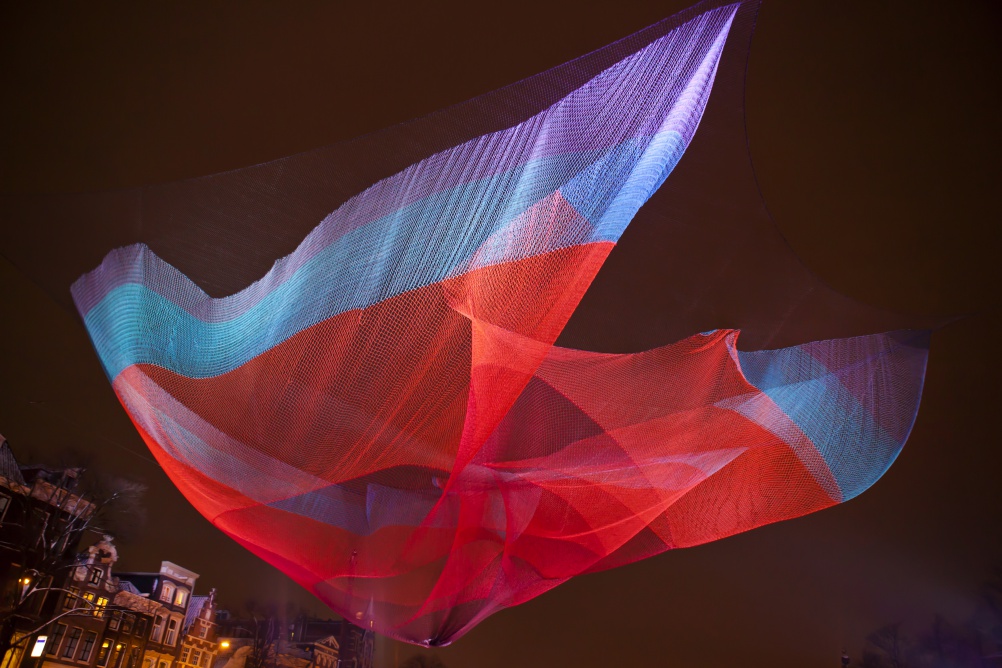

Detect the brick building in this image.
[113,562,197,668]
[12,536,217,668]
[37,537,152,668]
[175,589,218,668]
[0,437,93,668]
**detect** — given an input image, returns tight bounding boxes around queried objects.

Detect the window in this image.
[79,632,97,662]
[165,618,178,645]
[180,647,190,664]
[151,615,164,642]
[63,627,82,659]
[95,596,109,617]
[174,588,188,607]
[109,611,121,630]
[198,625,208,639]
[127,647,141,668]
[96,639,111,667]
[160,583,175,603]
[90,568,103,585]
[0,494,10,524]
[191,650,201,667]
[109,642,124,668]
[64,586,80,610]
[122,614,134,634]
[46,624,66,656]
[135,618,148,637]
[81,591,95,610]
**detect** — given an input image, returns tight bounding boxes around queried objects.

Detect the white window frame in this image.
[62,626,82,659]
[46,623,67,656]
[165,617,179,646]
[79,631,98,662]
[160,582,175,603]
[151,615,164,643]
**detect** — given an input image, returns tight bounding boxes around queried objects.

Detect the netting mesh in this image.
[2,0,932,647]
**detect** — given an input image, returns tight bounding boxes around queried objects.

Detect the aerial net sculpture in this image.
[1,0,934,647]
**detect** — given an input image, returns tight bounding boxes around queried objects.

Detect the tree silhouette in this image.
[0,464,145,662]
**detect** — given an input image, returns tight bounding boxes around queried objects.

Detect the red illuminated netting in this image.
[2,0,931,646]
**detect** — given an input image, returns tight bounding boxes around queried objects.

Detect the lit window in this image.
[94,596,109,617]
[96,639,111,667]
[109,642,124,668]
[174,589,188,607]
[62,627,81,659]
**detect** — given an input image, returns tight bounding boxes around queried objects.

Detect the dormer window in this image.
[174,588,188,607]
[160,583,175,603]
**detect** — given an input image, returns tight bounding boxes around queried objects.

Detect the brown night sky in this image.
[1,1,1000,666]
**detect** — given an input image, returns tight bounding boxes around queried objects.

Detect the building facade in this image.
[175,589,218,668]
[0,437,93,668]
[288,618,372,668]
[35,536,154,668]
[11,537,214,668]
[113,562,197,668]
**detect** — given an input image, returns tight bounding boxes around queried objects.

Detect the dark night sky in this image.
[1,1,1001,666]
